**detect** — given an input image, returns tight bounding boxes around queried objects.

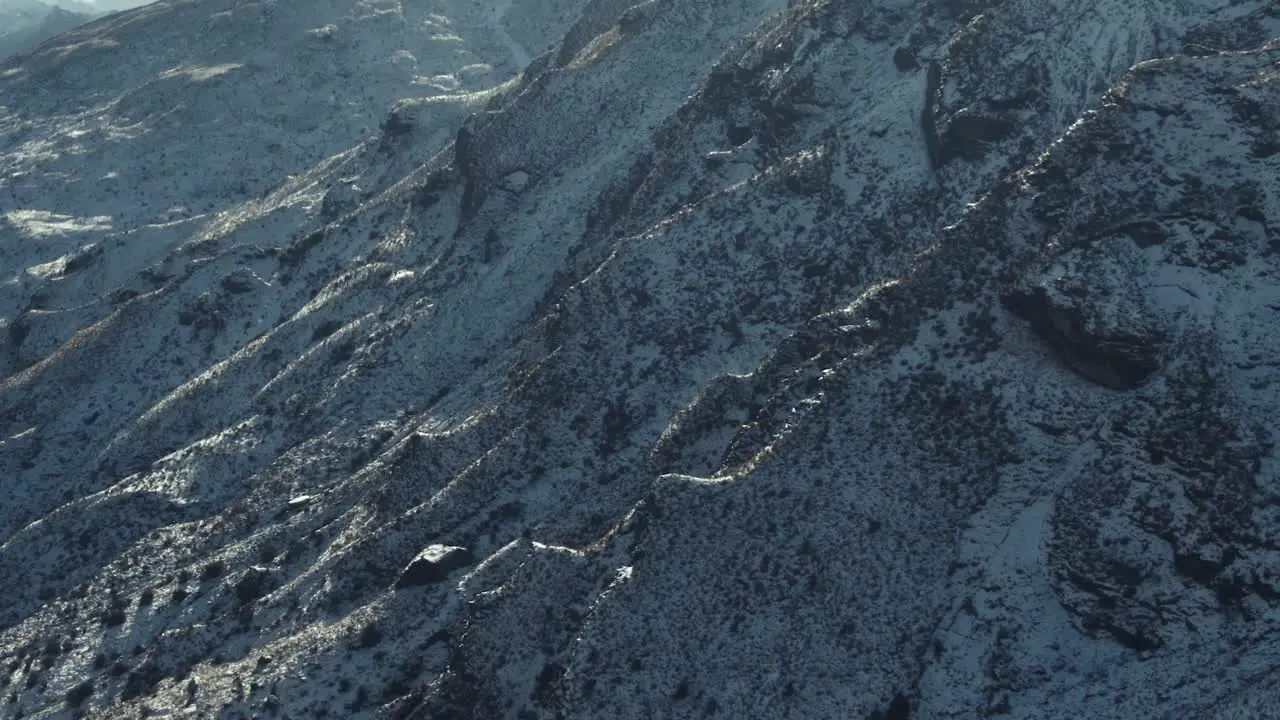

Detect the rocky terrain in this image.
[0,0,1278,718]
[0,0,99,61]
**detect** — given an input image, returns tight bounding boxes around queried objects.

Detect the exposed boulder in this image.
[395,545,475,589]
[219,268,261,294]
[59,242,102,276]
[892,47,918,71]
[1002,284,1164,389]
[1003,238,1167,390]
[382,105,416,140]
[234,566,276,606]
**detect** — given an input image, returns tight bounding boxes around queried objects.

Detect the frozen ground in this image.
[0,0,1278,718]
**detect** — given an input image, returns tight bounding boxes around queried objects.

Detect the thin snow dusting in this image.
[3,209,111,238]
[0,0,1279,718]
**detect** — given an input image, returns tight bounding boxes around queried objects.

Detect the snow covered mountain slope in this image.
[0,0,98,61]
[0,0,1278,717]
[0,0,589,380]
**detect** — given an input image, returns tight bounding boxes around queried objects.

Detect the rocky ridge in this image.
[0,1,98,62]
[0,0,1278,718]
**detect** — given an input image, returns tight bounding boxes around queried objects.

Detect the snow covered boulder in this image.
[395,545,475,589]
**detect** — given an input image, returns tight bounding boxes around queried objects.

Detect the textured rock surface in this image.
[395,545,474,588]
[0,0,1278,718]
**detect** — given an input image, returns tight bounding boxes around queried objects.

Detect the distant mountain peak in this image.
[0,0,99,59]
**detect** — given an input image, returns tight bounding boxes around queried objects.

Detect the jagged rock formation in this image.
[0,0,1278,718]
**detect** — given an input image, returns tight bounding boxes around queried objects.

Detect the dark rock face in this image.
[938,108,1016,162]
[922,59,943,169]
[893,47,918,71]
[234,566,277,606]
[1001,285,1164,390]
[219,269,260,294]
[395,545,475,589]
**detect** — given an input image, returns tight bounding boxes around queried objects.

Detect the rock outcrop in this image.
[395,545,475,589]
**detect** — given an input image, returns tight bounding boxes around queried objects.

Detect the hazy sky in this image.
[0,0,154,10]
[81,0,154,9]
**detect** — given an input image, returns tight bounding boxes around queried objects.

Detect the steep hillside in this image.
[0,1,98,61]
[1,0,1278,718]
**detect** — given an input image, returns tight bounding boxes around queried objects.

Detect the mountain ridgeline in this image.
[0,1,99,61]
